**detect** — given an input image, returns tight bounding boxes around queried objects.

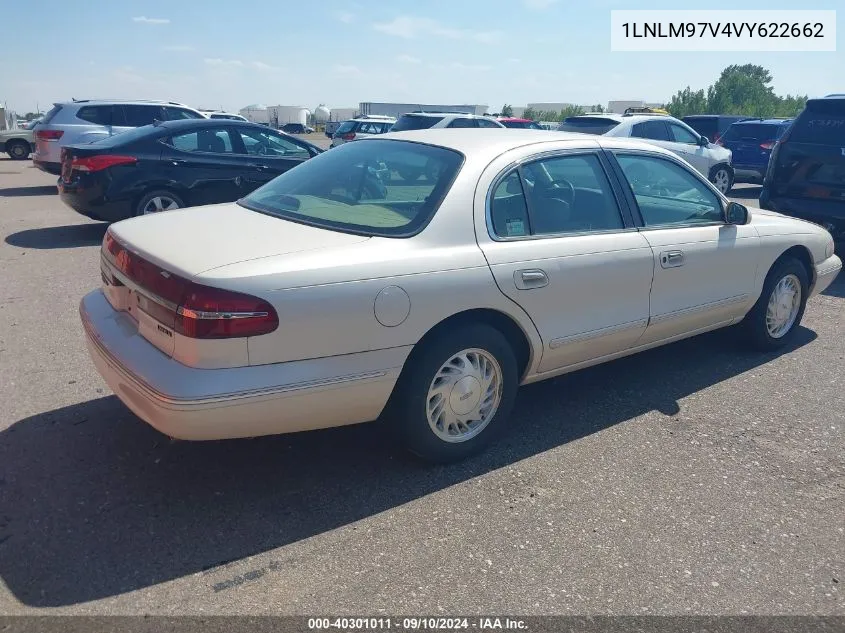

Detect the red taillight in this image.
[760,142,775,150]
[341,133,356,141]
[36,129,64,141]
[102,230,278,339]
[72,154,137,173]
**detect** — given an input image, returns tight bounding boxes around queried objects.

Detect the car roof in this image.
[366,129,682,161]
[733,118,793,125]
[498,117,534,122]
[564,113,624,121]
[149,119,285,132]
[61,99,196,108]
[402,112,492,118]
[682,114,747,119]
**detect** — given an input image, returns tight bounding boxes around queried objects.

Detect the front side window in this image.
[391,115,443,131]
[668,123,699,144]
[616,154,722,226]
[447,118,478,128]
[169,128,235,153]
[240,139,463,237]
[631,120,671,141]
[164,107,204,121]
[238,129,310,158]
[490,153,624,238]
[122,105,159,127]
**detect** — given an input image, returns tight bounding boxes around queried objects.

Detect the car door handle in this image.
[660,250,685,268]
[515,269,549,289]
[170,159,186,166]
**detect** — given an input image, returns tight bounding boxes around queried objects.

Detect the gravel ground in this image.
[0,159,842,615]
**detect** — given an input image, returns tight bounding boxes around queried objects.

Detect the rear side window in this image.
[76,105,117,125]
[447,118,478,128]
[789,99,845,145]
[169,129,235,153]
[477,118,502,128]
[491,154,624,237]
[391,115,443,131]
[558,117,620,135]
[631,121,671,141]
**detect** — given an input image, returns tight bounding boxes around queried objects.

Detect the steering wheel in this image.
[546,177,575,206]
[254,143,268,156]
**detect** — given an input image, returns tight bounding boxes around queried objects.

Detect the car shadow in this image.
[728,185,762,200]
[0,185,57,197]
[0,326,817,607]
[5,223,107,249]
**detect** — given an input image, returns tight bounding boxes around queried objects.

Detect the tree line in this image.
[663,64,807,118]
[496,65,808,122]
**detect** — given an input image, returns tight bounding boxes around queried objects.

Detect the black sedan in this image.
[57,119,322,222]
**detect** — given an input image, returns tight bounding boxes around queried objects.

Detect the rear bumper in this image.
[80,289,408,440]
[33,160,61,175]
[58,179,133,222]
[811,254,842,297]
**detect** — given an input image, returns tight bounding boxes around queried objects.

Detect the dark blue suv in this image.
[719,118,793,183]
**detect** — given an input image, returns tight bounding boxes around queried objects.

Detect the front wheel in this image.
[387,324,519,462]
[710,166,733,194]
[742,257,809,351]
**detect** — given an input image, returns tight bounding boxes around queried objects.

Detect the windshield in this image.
[558,117,620,135]
[391,115,443,131]
[240,139,464,237]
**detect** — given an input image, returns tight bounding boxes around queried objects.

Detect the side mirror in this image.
[698,136,710,147]
[725,201,749,225]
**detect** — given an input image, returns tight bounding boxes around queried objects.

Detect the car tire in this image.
[742,257,809,352]
[135,190,185,217]
[388,323,519,463]
[710,165,733,194]
[7,140,30,160]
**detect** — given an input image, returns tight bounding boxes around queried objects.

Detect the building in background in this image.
[238,104,269,123]
[267,105,310,127]
[607,100,664,113]
[328,107,358,121]
[359,102,488,118]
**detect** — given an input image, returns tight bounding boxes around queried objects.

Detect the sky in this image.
[2,0,841,115]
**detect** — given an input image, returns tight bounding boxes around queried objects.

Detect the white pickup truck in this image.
[0,121,37,160]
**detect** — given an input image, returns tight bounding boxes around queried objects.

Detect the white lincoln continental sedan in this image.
[81,130,842,462]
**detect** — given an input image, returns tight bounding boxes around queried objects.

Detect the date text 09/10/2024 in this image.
[307,617,528,630]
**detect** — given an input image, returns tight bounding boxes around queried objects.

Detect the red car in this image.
[497,117,544,130]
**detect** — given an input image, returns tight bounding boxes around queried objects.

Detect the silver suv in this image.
[390,112,505,131]
[330,115,396,148]
[33,100,204,174]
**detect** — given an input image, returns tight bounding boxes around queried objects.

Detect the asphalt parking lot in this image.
[0,156,842,616]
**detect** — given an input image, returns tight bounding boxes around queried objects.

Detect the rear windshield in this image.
[557,117,620,135]
[789,99,845,144]
[240,139,464,237]
[682,118,718,138]
[722,123,786,143]
[335,121,357,134]
[391,115,443,131]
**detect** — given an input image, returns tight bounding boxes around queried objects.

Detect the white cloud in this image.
[396,54,421,64]
[132,16,170,24]
[205,58,245,67]
[450,62,492,72]
[522,0,558,8]
[333,64,362,76]
[373,16,502,43]
[333,10,354,23]
[250,61,279,71]
[163,44,194,52]
[507,57,521,63]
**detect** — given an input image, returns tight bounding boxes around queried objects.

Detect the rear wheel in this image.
[388,324,519,462]
[7,140,30,160]
[742,257,809,351]
[135,190,184,216]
